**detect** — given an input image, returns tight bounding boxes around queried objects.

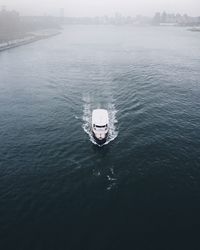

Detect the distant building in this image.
[152,11,200,26]
[60,8,65,23]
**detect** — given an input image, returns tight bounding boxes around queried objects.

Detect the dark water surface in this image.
[0,26,200,249]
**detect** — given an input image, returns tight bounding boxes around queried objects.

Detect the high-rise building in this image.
[59,8,65,24]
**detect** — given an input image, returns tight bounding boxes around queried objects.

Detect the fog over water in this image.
[2,0,200,16]
[1,0,200,248]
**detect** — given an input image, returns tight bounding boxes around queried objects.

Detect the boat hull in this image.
[92,131,108,145]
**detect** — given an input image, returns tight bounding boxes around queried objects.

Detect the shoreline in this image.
[0,30,61,52]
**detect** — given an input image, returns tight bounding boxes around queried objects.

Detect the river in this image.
[0,25,200,250]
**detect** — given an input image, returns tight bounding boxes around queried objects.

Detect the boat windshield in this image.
[96,125,106,128]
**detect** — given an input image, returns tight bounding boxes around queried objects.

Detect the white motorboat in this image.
[92,109,109,144]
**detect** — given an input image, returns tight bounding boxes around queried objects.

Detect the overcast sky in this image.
[2,0,200,17]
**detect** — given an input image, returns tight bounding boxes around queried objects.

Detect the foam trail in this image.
[82,95,98,145]
[104,103,118,145]
[82,96,118,147]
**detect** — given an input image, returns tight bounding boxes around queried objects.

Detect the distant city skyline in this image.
[1,0,200,17]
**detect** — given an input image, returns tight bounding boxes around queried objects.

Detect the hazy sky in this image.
[2,0,200,17]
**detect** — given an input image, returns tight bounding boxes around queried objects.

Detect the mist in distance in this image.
[2,0,200,17]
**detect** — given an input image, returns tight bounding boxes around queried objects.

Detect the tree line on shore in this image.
[0,7,61,43]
